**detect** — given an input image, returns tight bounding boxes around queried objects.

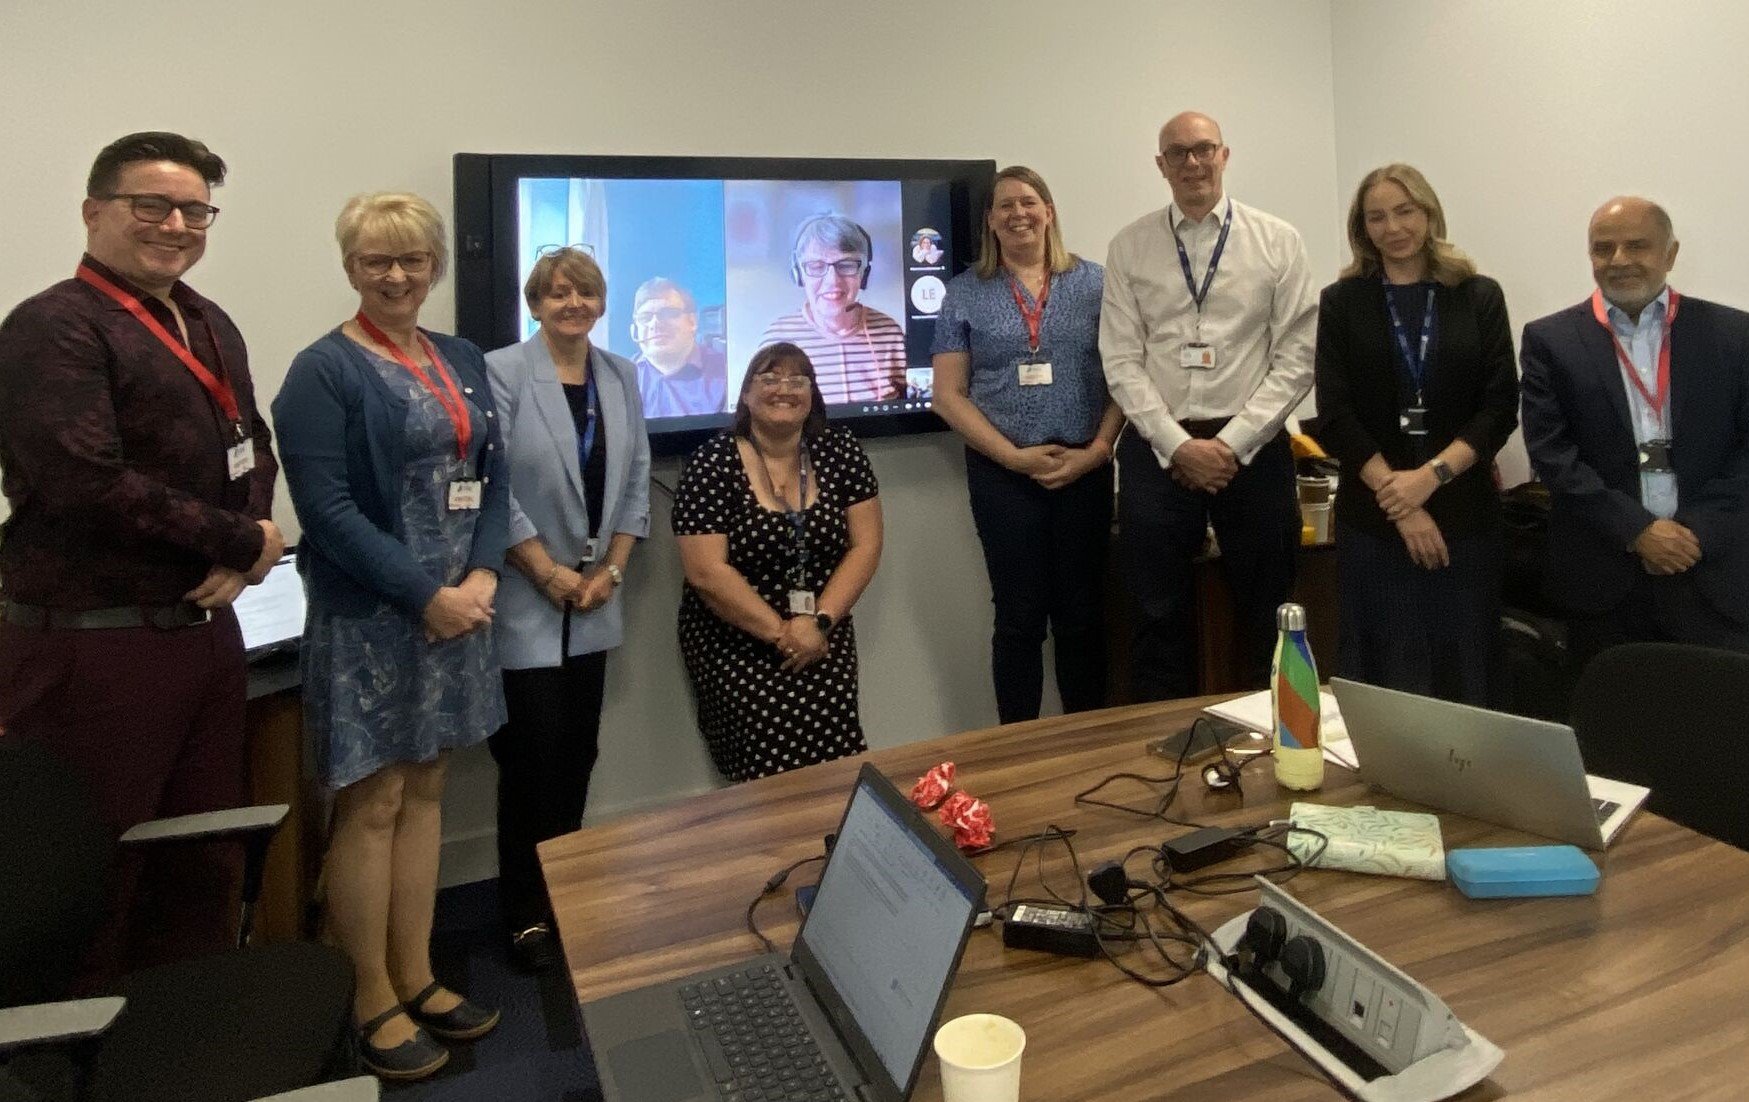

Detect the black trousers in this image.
[1116,426,1300,702]
[1567,572,1749,675]
[490,650,608,932]
[965,447,1112,724]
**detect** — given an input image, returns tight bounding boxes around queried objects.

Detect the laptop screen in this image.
[794,771,982,1096]
[233,553,306,655]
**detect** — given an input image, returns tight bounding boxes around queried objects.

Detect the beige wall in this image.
[0,0,1345,881]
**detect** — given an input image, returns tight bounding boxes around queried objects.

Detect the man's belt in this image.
[0,600,213,630]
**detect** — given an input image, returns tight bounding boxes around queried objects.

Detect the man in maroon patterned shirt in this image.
[0,132,283,986]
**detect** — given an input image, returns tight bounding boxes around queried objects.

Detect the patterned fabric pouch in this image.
[1288,803,1446,881]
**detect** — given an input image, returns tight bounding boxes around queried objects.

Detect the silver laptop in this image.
[582,764,986,1102]
[1331,678,1649,849]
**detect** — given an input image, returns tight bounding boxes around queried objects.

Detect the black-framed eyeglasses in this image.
[537,242,597,257]
[354,251,433,276]
[101,193,220,228]
[798,258,867,278]
[632,306,689,328]
[1161,141,1224,168]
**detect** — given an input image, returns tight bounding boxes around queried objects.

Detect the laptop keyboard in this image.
[681,964,847,1102]
[1594,797,1620,823]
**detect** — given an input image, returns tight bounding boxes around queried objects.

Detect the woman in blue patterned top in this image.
[931,166,1124,723]
[275,193,506,1080]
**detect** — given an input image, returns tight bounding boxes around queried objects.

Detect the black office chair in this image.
[0,738,358,1101]
[1570,642,1749,851]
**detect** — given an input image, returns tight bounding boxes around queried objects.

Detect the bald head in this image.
[1588,195,1679,318]
[1155,112,1229,218]
[1590,196,1674,243]
[1158,111,1224,152]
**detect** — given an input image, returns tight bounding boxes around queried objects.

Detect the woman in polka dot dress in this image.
[674,342,883,781]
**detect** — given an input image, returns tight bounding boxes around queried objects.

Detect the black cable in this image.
[744,854,826,954]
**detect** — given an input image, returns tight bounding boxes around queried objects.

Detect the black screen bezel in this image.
[452,153,995,457]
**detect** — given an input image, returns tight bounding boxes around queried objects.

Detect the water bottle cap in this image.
[1277,603,1307,631]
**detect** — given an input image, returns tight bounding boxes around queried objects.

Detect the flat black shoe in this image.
[510,922,562,972]
[406,981,501,1042]
[358,1006,448,1081]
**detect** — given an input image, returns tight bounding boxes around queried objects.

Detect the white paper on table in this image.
[1202,689,1359,770]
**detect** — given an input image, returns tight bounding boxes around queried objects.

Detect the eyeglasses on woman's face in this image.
[354,251,433,277]
[753,371,811,392]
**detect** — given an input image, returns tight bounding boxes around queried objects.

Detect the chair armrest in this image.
[119,804,289,845]
[253,1077,381,1101]
[0,998,126,1054]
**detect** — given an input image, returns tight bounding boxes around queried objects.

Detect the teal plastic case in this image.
[1446,845,1600,899]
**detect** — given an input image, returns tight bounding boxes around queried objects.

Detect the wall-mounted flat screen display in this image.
[454,154,994,456]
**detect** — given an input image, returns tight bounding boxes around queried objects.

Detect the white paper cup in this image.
[933,1013,1026,1102]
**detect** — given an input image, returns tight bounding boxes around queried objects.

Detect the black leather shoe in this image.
[358,1006,448,1081]
[510,922,562,972]
[406,981,501,1042]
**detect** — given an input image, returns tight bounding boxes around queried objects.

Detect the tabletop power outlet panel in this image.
[1205,879,1502,1102]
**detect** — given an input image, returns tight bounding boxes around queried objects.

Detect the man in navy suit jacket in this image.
[1521,196,1749,668]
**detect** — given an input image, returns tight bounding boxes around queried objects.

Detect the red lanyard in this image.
[354,313,473,460]
[1591,288,1681,418]
[1007,271,1051,352]
[75,263,243,437]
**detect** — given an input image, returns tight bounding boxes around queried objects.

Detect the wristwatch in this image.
[1428,458,1455,486]
[605,563,624,586]
[814,612,835,634]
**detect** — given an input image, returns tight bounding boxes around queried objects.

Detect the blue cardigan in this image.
[273,328,509,618]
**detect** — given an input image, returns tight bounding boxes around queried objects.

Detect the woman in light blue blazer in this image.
[483,247,650,970]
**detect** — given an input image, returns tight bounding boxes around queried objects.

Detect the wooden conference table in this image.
[540,696,1749,1101]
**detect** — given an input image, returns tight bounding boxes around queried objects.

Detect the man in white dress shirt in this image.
[1101,111,1318,701]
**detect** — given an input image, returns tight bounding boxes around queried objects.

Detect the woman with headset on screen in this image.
[930,165,1123,724]
[1314,164,1519,705]
[484,246,650,971]
[757,213,907,404]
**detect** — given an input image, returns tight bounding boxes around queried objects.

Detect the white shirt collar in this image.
[1606,284,1671,331]
[1169,194,1232,233]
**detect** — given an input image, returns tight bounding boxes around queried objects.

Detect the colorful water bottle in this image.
[1271,603,1324,791]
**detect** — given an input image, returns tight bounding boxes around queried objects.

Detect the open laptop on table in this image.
[1331,678,1649,849]
[582,763,987,1102]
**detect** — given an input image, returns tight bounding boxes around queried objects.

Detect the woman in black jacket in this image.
[1314,164,1519,705]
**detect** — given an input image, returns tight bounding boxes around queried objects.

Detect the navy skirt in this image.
[1335,522,1503,707]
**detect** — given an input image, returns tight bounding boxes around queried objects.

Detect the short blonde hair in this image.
[974,165,1077,280]
[335,192,448,281]
[1341,164,1476,287]
[524,247,605,310]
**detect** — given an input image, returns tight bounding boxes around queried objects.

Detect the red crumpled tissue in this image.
[938,790,995,850]
[908,761,957,810]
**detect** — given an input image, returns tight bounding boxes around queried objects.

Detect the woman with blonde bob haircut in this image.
[930,165,1123,723]
[274,191,508,1079]
[1314,164,1519,706]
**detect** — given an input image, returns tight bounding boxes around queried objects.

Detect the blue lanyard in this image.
[1170,202,1235,315]
[577,372,600,466]
[1383,283,1437,402]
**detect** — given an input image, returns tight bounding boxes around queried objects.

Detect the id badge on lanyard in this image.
[75,264,254,480]
[1172,204,1233,372]
[1592,288,1683,475]
[1010,274,1054,385]
[1386,283,1437,437]
[226,439,255,479]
